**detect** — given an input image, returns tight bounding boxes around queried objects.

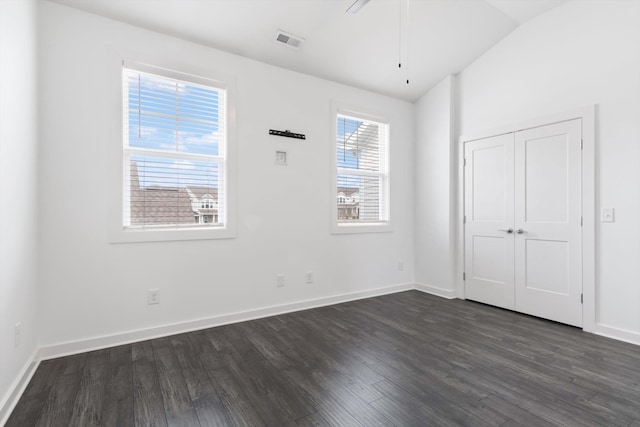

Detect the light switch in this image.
[601,208,615,223]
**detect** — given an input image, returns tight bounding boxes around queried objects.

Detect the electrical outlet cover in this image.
[148,289,160,305]
[601,208,615,223]
[275,151,287,166]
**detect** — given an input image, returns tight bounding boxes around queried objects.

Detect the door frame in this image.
[456,105,595,332]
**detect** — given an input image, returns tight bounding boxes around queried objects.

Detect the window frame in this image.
[109,61,236,243]
[331,102,392,234]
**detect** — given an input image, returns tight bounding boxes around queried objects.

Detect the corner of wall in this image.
[0,0,41,423]
[414,75,457,293]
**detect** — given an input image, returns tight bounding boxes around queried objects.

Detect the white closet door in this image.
[514,119,583,327]
[464,134,515,310]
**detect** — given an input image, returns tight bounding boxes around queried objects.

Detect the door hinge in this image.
[463,272,466,281]
[464,215,467,223]
[581,216,583,226]
[581,293,583,304]
[464,158,467,167]
[581,139,583,150]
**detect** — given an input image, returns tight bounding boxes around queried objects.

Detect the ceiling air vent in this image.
[273,30,304,49]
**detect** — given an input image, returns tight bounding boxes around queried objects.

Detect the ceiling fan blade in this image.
[346,0,370,14]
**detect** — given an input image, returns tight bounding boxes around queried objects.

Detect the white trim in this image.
[449,76,461,300]
[39,282,413,360]
[0,350,40,426]
[415,283,457,299]
[455,137,465,299]
[330,101,392,235]
[109,58,237,244]
[332,222,392,234]
[336,107,389,125]
[458,105,596,332]
[580,107,596,333]
[123,61,229,91]
[592,324,640,347]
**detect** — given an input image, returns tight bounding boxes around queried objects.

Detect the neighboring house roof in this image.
[186,186,219,199]
[337,186,359,197]
[130,186,195,225]
[129,162,219,225]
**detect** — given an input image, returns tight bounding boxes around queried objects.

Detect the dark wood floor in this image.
[7,291,640,426]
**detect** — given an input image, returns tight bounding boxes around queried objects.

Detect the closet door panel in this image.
[464,134,515,310]
[514,119,583,327]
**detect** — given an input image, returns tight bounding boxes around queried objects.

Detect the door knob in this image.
[498,228,514,234]
[516,229,526,234]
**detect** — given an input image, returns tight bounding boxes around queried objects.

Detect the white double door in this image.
[464,119,583,327]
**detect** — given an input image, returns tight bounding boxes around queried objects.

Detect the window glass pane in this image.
[177,121,219,156]
[126,70,222,156]
[336,116,380,172]
[123,67,226,230]
[127,157,222,227]
[336,112,388,226]
[337,174,381,222]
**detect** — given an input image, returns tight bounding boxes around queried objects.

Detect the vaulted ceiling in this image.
[49,0,567,101]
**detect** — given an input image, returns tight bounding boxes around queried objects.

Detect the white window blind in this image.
[122,65,227,230]
[336,113,389,224]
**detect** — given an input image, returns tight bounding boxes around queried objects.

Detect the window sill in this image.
[109,225,236,243]
[331,222,392,235]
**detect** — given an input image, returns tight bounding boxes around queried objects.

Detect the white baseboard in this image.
[592,323,640,346]
[39,282,414,360]
[414,282,457,299]
[0,350,39,427]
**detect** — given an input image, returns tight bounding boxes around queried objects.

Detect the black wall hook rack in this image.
[269,129,306,140]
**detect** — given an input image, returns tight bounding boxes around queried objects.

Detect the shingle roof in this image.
[130,186,196,226]
[129,163,219,225]
[337,186,359,197]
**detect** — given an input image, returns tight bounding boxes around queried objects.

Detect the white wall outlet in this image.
[276,274,286,287]
[275,151,287,166]
[14,322,22,348]
[148,288,160,305]
[305,271,314,284]
[601,208,615,223]
[398,261,405,271]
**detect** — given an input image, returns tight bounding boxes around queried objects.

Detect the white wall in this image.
[37,2,415,349]
[414,76,457,296]
[0,0,40,418]
[458,0,640,339]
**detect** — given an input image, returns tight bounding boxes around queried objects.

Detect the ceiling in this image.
[49,0,567,102]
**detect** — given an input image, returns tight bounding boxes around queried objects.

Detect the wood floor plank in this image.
[101,345,134,427]
[171,332,231,426]
[295,411,334,427]
[373,379,495,427]
[285,367,393,427]
[132,341,168,427]
[255,317,385,404]
[224,349,316,424]
[477,394,553,426]
[151,337,201,426]
[8,291,640,426]
[35,353,88,427]
[4,359,64,427]
[282,368,372,427]
[68,349,110,426]
[191,329,270,427]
